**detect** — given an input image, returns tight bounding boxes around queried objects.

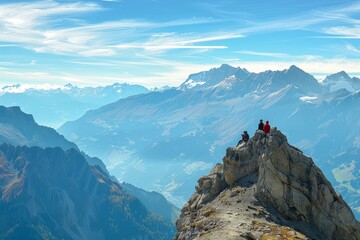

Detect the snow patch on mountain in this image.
[329,79,355,92]
[182,79,206,89]
[213,75,237,89]
[300,96,318,103]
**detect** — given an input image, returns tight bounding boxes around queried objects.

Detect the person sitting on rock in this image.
[263,120,270,134]
[237,130,249,146]
[258,119,264,131]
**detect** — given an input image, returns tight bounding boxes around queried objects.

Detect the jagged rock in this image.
[175,128,360,240]
[182,164,227,213]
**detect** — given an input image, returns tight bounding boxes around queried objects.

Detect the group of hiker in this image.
[237,119,270,146]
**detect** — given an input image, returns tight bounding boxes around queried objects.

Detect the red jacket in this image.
[263,123,270,133]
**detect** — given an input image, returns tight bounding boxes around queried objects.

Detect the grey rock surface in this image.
[175,128,360,240]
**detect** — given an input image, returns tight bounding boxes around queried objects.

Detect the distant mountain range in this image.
[0,83,150,128]
[58,64,360,219]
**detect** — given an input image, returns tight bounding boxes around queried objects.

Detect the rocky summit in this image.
[175,128,360,240]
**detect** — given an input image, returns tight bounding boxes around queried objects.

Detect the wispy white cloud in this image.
[80,48,117,56]
[0,1,227,57]
[102,0,122,2]
[0,0,231,57]
[346,44,360,54]
[322,26,360,39]
[331,2,360,14]
[237,50,290,58]
[0,1,101,29]
[214,2,360,40]
[309,3,360,39]
[180,33,245,44]
[2,0,357,60]
[113,44,227,50]
[236,51,323,62]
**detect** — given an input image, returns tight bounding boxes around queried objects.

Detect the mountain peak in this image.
[287,64,305,73]
[0,105,35,124]
[0,105,78,151]
[175,128,360,240]
[219,63,235,70]
[327,70,351,79]
[64,83,74,89]
[323,71,359,93]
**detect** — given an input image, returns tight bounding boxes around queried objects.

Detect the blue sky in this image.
[1,0,360,88]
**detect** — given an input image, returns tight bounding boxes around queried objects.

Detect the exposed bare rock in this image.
[175,128,360,240]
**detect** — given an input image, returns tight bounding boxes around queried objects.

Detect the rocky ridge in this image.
[175,129,360,240]
[0,144,174,240]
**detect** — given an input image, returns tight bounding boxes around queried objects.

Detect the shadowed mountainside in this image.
[0,144,175,240]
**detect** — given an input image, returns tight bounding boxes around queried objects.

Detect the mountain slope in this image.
[0,143,175,240]
[121,182,180,223]
[0,106,78,151]
[175,129,360,240]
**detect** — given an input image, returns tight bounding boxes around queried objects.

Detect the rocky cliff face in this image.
[175,129,360,240]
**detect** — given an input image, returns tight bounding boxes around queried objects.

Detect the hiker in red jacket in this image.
[263,120,270,133]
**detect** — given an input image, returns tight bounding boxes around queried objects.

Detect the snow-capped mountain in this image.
[57,65,359,218]
[179,64,248,90]
[322,71,360,93]
[180,64,321,95]
[0,83,149,128]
